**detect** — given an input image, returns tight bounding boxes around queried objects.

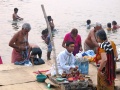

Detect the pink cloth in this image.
[0,56,3,64]
[64,33,81,55]
[11,49,23,63]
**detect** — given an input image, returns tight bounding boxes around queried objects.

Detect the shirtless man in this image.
[84,22,102,53]
[9,23,31,63]
[13,8,23,21]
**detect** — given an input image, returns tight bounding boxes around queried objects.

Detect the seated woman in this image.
[95,30,118,90]
[46,41,77,76]
[9,23,31,64]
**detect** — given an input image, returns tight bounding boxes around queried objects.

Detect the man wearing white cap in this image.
[9,23,31,63]
[84,22,102,53]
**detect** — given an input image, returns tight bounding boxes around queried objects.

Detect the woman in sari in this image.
[95,29,118,90]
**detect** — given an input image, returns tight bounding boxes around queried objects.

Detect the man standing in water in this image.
[84,22,102,53]
[9,23,31,63]
[13,8,23,21]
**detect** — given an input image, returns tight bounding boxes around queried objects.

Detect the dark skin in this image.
[85,26,102,48]
[62,33,83,51]
[9,28,31,60]
[13,10,23,21]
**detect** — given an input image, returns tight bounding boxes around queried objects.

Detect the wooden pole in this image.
[41,5,59,76]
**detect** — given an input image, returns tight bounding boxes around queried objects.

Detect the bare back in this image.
[85,29,98,48]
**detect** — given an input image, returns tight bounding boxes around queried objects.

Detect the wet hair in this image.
[66,41,74,47]
[22,23,31,31]
[96,29,107,41]
[47,16,52,22]
[14,8,18,11]
[86,20,91,25]
[41,28,48,35]
[112,21,117,25]
[71,28,78,35]
[107,23,111,28]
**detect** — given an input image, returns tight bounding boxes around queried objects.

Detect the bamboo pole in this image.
[41,5,59,76]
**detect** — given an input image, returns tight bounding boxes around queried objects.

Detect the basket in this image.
[36,74,47,82]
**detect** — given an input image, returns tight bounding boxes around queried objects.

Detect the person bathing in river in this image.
[13,8,23,21]
[86,19,91,29]
[47,16,55,31]
[9,23,31,63]
[112,21,120,32]
[106,23,112,33]
[84,22,102,53]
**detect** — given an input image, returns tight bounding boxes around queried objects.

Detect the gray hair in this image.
[95,22,102,27]
[22,23,31,31]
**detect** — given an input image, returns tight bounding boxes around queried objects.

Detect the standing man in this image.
[84,22,102,53]
[9,23,31,63]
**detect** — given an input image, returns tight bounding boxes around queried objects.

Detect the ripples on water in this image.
[0,0,120,63]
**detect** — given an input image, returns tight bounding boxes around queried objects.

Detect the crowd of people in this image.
[0,7,120,90]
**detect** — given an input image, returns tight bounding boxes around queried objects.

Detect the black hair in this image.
[86,20,91,25]
[14,8,18,11]
[71,28,78,35]
[47,16,51,22]
[107,23,111,28]
[41,28,48,35]
[66,41,74,47]
[112,21,117,25]
[96,29,107,41]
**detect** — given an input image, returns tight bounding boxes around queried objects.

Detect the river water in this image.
[0,0,120,63]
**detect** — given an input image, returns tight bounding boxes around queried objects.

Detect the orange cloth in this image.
[95,41,116,63]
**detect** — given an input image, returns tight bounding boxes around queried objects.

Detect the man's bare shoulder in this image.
[89,29,95,35]
[13,30,21,38]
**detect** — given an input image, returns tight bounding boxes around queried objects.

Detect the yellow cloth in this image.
[96,41,116,90]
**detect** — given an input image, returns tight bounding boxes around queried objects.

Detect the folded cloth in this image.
[14,59,32,66]
[82,50,95,57]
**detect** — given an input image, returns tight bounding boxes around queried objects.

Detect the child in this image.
[47,16,55,31]
[41,29,52,60]
[112,21,120,32]
[29,44,42,59]
[13,8,23,21]
[86,19,91,29]
[107,23,112,33]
